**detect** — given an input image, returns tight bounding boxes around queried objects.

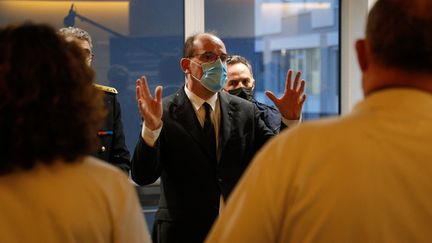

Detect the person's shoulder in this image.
[76,157,135,197]
[165,89,181,101]
[94,83,118,95]
[253,99,278,112]
[83,156,114,167]
[163,86,188,107]
[277,114,354,144]
[81,156,127,177]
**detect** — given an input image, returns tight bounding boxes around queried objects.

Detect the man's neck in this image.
[363,66,432,96]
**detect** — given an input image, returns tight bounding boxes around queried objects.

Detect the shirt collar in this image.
[184,85,218,111]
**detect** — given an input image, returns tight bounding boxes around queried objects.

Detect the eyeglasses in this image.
[191,52,229,63]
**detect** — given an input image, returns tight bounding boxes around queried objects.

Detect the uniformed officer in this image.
[59,27,130,173]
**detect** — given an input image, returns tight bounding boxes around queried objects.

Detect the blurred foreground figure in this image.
[207,0,432,242]
[0,23,150,243]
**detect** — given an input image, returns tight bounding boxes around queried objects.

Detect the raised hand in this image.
[265,70,306,120]
[136,76,163,130]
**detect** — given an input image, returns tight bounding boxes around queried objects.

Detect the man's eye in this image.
[203,53,215,61]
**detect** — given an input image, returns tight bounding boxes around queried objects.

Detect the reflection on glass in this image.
[206,0,340,119]
[0,0,185,154]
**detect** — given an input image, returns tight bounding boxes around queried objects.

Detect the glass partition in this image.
[205,0,340,119]
[0,0,185,152]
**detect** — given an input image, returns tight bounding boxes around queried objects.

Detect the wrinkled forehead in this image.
[228,63,254,78]
[193,34,227,54]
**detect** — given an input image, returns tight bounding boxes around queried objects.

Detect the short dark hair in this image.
[0,23,106,174]
[227,55,254,77]
[183,33,198,58]
[367,0,432,72]
[183,32,220,58]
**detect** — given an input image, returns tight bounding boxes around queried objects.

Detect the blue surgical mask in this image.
[190,58,227,92]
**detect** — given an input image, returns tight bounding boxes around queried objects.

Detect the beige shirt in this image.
[0,156,151,243]
[206,89,432,243]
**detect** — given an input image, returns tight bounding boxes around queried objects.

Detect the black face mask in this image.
[228,87,254,101]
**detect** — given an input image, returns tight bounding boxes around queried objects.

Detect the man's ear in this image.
[180,58,190,74]
[251,78,256,90]
[355,39,369,72]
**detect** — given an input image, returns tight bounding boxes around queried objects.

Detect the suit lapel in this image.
[218,91,234,162]
[170,88,203,146]
[170,88,216,161]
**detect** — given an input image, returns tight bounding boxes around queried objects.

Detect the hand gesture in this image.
[265,70,306,120]
[136,76,163,130]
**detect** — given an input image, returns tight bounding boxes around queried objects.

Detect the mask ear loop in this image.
[188,58,203,82]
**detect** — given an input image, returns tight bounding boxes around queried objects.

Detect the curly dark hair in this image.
[367,0,432,72]
[0,23,106,174]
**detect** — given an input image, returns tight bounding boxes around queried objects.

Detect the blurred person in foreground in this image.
[224,55,305,133]
[58,26,130,173]
[0,23,150,243]
[206,0,432,242]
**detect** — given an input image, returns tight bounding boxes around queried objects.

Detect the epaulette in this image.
[94,83,118,94]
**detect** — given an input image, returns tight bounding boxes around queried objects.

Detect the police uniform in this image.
[93,84,131,173]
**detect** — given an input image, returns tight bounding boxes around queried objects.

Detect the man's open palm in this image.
[266,70,306,120]
[136,76,163,130]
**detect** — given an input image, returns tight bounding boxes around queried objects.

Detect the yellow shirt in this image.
[0,156,151,243]
[206,89,432,243]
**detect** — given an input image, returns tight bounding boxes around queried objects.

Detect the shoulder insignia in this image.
[94,84,118,94]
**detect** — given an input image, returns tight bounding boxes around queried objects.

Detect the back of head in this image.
[367,0,432,73]
[58,26,93,50]
[0,23,105,174]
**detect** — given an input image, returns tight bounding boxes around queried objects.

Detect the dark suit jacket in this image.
[132,88,275,243]
[93,90,131,172]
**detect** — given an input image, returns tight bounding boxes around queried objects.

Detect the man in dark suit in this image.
[59,27,130,172]
[132,33,306,243]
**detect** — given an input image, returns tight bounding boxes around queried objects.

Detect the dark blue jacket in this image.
[252,98,281,133]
